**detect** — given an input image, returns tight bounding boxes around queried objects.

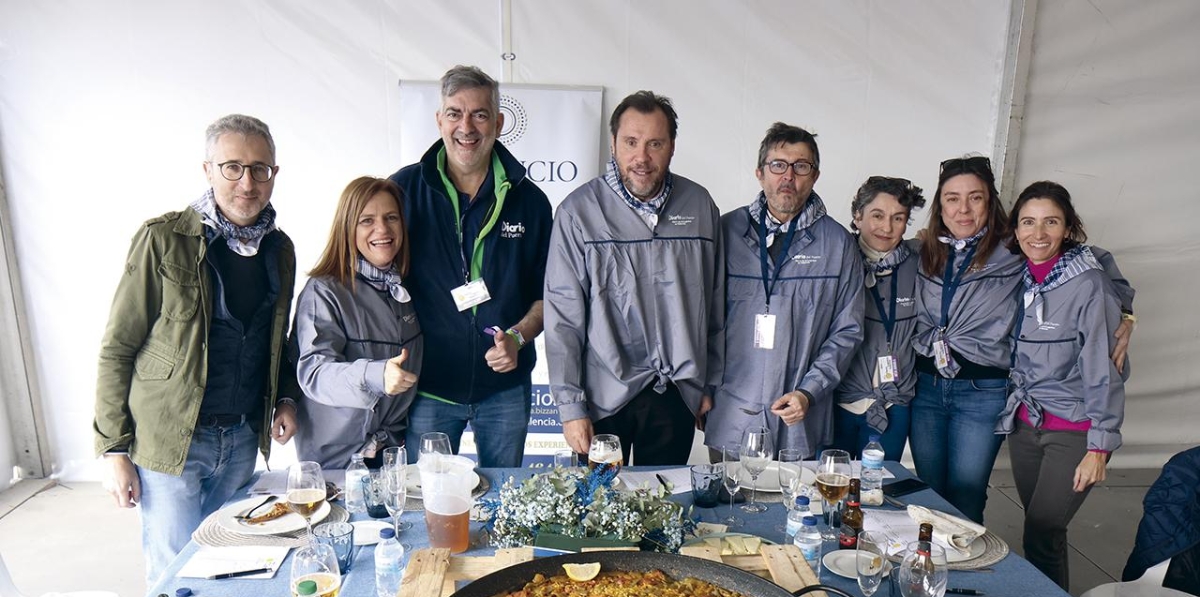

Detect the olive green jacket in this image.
[93,207,299,475]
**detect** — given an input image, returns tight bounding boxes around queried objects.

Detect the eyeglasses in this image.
[765,160,817,176]
[939,155,991,173]
[211,161,276,183]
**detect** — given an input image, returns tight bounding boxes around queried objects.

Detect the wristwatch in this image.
[505,328,526,349]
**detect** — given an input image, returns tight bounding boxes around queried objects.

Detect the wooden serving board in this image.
[397,544,823,597]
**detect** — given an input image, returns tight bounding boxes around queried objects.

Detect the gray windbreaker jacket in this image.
[995,247,1126,452]
[545,174,725,423]
[704,199,864,456]
[290,275,423,467]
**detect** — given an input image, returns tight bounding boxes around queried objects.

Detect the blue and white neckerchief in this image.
[937,226,988,252]
[858,235,911,288]
[746,190,828,247]
[604,157,673,230]
[1022,245,1100,325]
[190,188,277,256]
[356,256,411,303]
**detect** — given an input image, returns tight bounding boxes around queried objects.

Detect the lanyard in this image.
[868,269,900,349]
[758,208,798,311]
[939,245,977,329]
[437,149,511,283]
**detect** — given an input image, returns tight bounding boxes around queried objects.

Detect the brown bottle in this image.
[838,478,863,549]
[918,522,933,543]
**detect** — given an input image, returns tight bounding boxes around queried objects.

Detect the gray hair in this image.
[440,65,500,114]
[205,114,275,162]
[756,122,819,170]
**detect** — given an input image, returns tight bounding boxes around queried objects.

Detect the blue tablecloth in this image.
[148,463,1068,597]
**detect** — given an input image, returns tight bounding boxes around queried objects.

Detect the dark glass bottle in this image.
[838,478,863,549]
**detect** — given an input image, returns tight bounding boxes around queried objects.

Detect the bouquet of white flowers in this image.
[479,465,696,552]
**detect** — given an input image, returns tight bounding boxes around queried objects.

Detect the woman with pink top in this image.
[995,181,1127,590]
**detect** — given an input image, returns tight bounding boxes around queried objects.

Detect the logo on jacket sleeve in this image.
[500,221,525,239]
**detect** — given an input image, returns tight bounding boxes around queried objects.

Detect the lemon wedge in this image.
[562,562,601,582]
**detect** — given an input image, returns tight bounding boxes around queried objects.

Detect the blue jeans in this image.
[909,373,1007,524]
[137,420,258,585]
[832,404,911,461]
[404,383,532,468]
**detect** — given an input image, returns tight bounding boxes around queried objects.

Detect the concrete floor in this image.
[0,463,1160,597]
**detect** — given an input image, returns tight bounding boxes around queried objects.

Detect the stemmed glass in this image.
[286,461,326,543]
[857,531,889,596]
[419,432,452,459]
[816,449,851,541]
[720,447,743,528]
[588,434,623,475]
[897,541,949,597]
[289,542,340,597]
[776,448,804,531]
[382,452,412,550]
[739,426,771,513]
[382,446,412,532]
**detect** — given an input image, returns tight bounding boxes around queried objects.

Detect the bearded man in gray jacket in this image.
[545,91,724,465]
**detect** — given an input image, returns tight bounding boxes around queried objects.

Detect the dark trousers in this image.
[1009,421,1093,591]
[593,383,694,466]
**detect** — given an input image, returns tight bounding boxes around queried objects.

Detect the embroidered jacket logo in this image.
[792,253,822,265]
[500,221,525,239]
[667,214,695,227]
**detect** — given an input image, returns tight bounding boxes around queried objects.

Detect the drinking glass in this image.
[776,448,804,532]
[383,446,412,532]
[286,461,326,543]
[382,461,412,547]
[290,541,340,597]
[897,541,948,597]
[587,434,622,476]
[856,531,889,596]
[553,449,577,470]
[419,432,452,459]
[739,426,771,513]
[690,463,724,520]
[816,449,851,541]
[720,447,743,528]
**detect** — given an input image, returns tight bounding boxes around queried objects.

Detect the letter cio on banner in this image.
[398,80,603,465]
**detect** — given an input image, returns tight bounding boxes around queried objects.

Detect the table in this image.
[148,463,1069,597]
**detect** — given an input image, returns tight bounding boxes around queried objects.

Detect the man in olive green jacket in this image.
[93,114,300,584]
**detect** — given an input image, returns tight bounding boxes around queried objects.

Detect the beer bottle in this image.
[918,522,933,543]
[838,477,863,549]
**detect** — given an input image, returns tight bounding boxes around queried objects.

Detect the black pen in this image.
[208,567,271,580]
[946,589,983,596]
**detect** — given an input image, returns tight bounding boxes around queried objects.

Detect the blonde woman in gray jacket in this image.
[996,181,1126,590]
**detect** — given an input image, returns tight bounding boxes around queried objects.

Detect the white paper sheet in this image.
[619,468,692,494]
[177,545,290,579]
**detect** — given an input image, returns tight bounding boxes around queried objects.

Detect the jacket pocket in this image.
[134,341,177,380]
[159,261,199,320]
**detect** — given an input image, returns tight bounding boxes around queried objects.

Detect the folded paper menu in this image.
[178,545,289,579]
[906,505,986,556]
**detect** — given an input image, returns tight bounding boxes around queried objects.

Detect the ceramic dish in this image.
[822,549,892,579]
[214,496,331,535]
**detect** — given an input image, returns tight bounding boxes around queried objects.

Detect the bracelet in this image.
[1120,312,1137,324]
[505,328,526,348]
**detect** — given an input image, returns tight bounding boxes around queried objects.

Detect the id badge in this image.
[451,279,492,311]
[754,313,776,350]
[878,354,899,383]
[933,339,950,370]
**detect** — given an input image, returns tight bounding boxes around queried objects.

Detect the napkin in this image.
[906,505,986,556]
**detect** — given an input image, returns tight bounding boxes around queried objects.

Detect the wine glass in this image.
[382,462,412,549]
[816,449,851,541]
[383,446,412,532]
[419,432,452,460]
[720,447,743,528]
[897,541,948,597]
[776,448,804,531]
[287,461,326,543]
[739,426,771,513]
[290,542,340,597]
[587,434,622,476]
[857,531,889,596]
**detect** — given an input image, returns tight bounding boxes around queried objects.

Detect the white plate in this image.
[945,535,986,563]
[406,470,482,500]
[823,549,892,580]
[725,461,816,493]
[215,496,331,536]
[351,520,392,546]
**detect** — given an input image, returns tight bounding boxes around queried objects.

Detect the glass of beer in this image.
[287,461,326,543]
[588,434,622,476]
[816,449,851,540]
[290,541,340,597]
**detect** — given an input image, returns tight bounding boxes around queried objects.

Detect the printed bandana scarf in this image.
[190,188,277,256]
[1022,245,1100,325]
[604,157,672,226]
[747,190,828,247]
[356,256,411,303]
[859,235,911,288]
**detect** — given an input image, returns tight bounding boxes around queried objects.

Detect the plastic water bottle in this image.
[375,527,405,597]
[345,453,369,514]
[785,495,812,542]
[861,434,885,506]
[794,516,822,574]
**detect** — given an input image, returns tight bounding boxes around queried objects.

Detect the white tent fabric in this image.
[0,1,1192,482]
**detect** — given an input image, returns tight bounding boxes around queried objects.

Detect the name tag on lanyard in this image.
[933,339,951,370]
[754,313,777,349]
[452,279,491,311]
[878,353,899,383]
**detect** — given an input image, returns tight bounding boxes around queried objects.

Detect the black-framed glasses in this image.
[939,155,991,173]
[211,161,276,183]
[765,159,817,176]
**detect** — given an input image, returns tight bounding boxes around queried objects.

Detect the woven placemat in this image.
[405,470,492,513]
[948,530,1009,570]
[192,503,350,548]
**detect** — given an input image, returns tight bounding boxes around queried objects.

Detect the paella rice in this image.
[500,569,747,597]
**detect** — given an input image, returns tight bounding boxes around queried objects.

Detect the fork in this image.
[234,495,278,520]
